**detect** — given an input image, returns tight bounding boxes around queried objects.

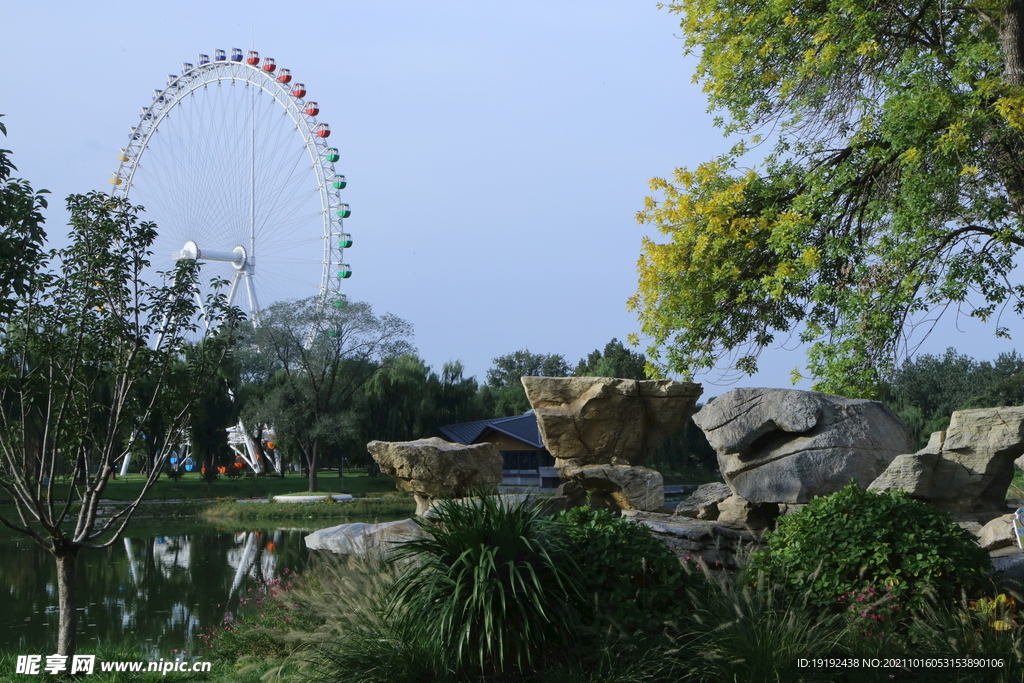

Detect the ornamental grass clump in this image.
[388,494,580,677]
[746,483,992,614]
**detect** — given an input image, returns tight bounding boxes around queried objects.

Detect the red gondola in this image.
[246,50,260,66]
[262,57,276,73]
[305,102,319,116]
[277,69,292,84]
[291,83,306,98]
[314,123,331,138]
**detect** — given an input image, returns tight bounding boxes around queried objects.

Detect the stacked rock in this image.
[522,376,702,512]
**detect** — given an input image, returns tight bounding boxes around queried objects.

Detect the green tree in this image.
[964,349,1024,407]
[424,360,483,431]
[632,0,1024,397]
[573,338,648,379]
[355,356,484,447]
[238,297,413,492]
[357,354,430,444]
[0,116,48,318]
[883,347,1024,445]
[482,349,570,417]
[0,192,238,657]
[882,348,986,444]
[187,339,241,478]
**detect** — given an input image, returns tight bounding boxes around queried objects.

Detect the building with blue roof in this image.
[439,413,559,489]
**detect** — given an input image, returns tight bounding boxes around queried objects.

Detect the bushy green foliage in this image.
[556,507,696,636]
[747,484,991,612]
[389,495,579,676]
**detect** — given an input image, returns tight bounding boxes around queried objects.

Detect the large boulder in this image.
[305,518,426,558]
[869,407,1024,512]
[693,388,914,504]
[521,376,702,466]
[560,464,665,511]
[367,437,503,515]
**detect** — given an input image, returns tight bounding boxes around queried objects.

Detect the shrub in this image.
[389,494,579,677]
[746,483,992,612]
[555,506,698,637]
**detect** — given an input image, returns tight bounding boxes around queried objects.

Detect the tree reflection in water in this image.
[0,527,310,657]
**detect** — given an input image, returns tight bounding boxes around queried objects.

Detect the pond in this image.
[0,519,337,658]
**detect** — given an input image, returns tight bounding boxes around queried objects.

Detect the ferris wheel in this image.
[109,48,352,328]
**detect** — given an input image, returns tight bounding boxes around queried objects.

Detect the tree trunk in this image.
[307,443,318,492]
[1001,1,1024,87]
[55,548,80,657]
[993,2,1024,215]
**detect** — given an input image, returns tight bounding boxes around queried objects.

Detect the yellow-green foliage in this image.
[635,0,1024,397]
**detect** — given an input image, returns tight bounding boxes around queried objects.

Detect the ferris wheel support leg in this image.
[195,289,212,333]
[243,270,261,326]
[225,270,243,310]
[227,422,262,473]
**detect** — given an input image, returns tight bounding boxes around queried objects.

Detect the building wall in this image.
[481,433,536,451]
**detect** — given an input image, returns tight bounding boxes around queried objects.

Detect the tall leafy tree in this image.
[632,0,1024,397]
[882,348,987,445]
[0,115,48,316]
[574,338,648,379]
[0,192,239,657]
[884,347,1024,444]
[238,297,413,492]
[482,349,570,417]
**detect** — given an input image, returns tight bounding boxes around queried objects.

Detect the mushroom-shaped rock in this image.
[522,376,702,465]
[694,388,914,504]
[869,406,1024,513]
[367,437,503,515]
[560,464,665,512]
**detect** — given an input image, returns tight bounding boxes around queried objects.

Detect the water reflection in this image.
[0,526,311,657]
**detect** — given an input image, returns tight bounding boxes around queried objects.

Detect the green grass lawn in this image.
[0,470,400,504]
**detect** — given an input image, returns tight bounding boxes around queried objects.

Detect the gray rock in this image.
[522,376,702,466]
[367,437,503,515]
[560,464,665,511]
[869,407,1024,512]
[979,514,1017,551]
[674,482,732,519]
[716,494,779,530]
[305,518,426,557]
[621,510,764,568]
[990,551,1024,587]
[694,388,914,504]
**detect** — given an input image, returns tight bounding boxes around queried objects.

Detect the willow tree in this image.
[0,192,239,657]
[631,0,1024,397]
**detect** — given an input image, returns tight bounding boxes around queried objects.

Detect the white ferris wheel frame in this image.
[109,56,349,328]
[110,53,351,475]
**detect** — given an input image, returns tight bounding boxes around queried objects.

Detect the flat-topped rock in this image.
[367,437,503,515]
[522,376,702,466]
[621,510,764,568]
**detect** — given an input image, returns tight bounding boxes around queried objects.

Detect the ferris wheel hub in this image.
[174,241,249,270]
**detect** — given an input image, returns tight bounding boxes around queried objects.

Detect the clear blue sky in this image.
[2,2,1018,398]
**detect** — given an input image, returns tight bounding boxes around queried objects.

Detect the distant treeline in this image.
[880,348,1024,448]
